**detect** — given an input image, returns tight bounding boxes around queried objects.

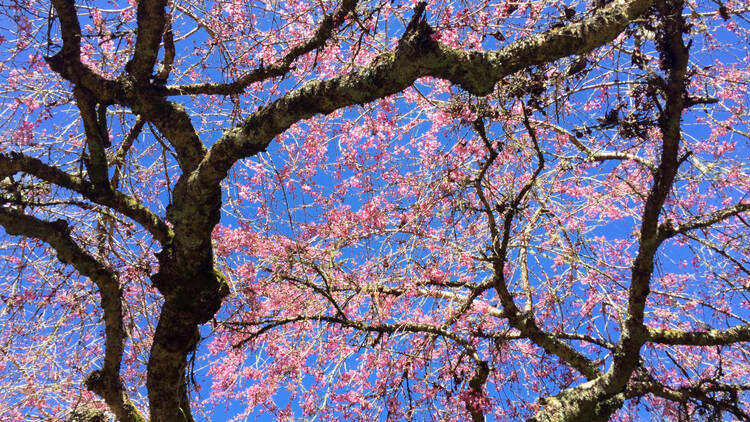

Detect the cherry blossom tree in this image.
[0,0,748,419]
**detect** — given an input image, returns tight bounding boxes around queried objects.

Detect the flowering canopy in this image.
[0,0,748,420]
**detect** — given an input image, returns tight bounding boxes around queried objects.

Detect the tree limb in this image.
[659,203,750,240]
[0,208,146,422]
[0,152,172,244]
[126,0,168,81]
[531,1,692,419]
[194,0,655,191]
[165,0,360,96]
[73,88,111,191]
[647,324,750,346]
[611,0,690,386]
[627,376,750,421]
[45,0,118,102]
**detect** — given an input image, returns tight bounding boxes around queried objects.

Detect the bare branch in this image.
[166,0,360,96]
[111,116,145,189]
[628,375,750,421]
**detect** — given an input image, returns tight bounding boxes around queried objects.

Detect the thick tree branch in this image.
[127,0,168,81]
[73,88,111,191]
[194,0,654,190]
[50,0,80,56]
[531,1,692,419]
[45,0,118,102]
[613,0,689,382]
[131,95,207,172]
[647,324,750,346]
[0,208,145,422]
[0,152,172,244]
[658,203,750,240]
